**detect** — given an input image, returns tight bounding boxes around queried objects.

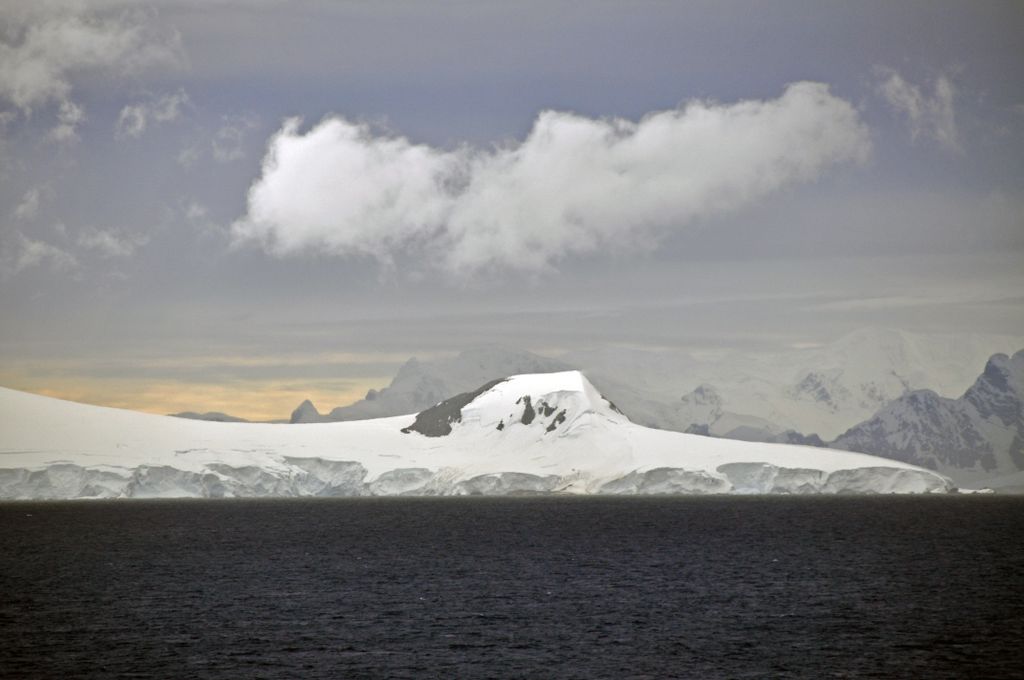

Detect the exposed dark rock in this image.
[790,372,846,412]
[771,430,826,447]
[518,396,536,425]
[545,409,567,433]
[290,399,322,424]
[401,379,507,437]
[831,350,1023,475]
[832,389,999,471]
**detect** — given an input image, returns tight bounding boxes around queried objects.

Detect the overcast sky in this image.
[1,0,1022,419]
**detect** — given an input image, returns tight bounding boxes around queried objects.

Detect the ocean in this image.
[1,496,1022,679]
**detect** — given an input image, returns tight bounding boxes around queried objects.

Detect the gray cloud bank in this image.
[233,82,871,275]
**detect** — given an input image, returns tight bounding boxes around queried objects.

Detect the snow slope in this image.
[0,372,951,499]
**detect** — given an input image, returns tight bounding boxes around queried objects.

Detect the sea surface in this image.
[1,496,1022,679]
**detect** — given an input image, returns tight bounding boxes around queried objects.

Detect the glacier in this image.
[0,371,952,499]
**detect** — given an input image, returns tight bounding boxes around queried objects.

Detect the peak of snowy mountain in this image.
[832,350,1024,489]
[0,378,952,499]
[290,399,322,424]
[402,371,625,439]
[964,351,1024,429]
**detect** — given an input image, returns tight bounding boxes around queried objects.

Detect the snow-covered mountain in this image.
[832,351,1024,490]
[566,328,1024,440]
[0,372,952,499]
[298,346,572,423]
[289,329,1020,443]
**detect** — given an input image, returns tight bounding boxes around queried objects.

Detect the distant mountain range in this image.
[832,351,1024,489]
[317,347,572,423]
[173,328,1024,490]
[292,328,1018,430]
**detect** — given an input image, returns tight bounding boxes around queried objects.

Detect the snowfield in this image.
[0,372,953,498]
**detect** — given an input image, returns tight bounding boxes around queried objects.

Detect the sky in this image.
[1,0,1022,420]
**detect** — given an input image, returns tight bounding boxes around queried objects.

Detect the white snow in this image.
[0,371,953,498]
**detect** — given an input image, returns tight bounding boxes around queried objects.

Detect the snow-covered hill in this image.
[0,372,951,499]
[832,351,1024,490]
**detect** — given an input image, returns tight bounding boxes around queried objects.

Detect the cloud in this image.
[1,221,145,278]
[234,115,459,260]
[176,144,202,167]
[212,113,259,162]
[181,200,228,240]
[876,68,959,151]
[13,186,44,221]
[115,88,190,139]
[3,233,78,275]
[0,6,183,139]
[47,99,84,143]
[234,81,871,275]
[77,228,147,258]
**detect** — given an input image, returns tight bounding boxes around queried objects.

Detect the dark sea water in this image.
[1,497,1023,679]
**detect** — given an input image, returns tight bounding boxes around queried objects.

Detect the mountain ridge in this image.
[831,350,1024,489]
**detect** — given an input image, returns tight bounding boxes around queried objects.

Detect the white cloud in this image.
[115,88,190,140]
[13,187,43,221]
[1,221,145,277]
[0,6,183,140]
[47,99,84,143]
[77,228,147,258]
[4,233,77,275]
[234,115,459,260]
[234,81,871,275]
[212,113,259,162]
[877,68,959,151]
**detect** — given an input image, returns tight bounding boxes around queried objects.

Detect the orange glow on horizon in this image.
[1,376,388,422]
